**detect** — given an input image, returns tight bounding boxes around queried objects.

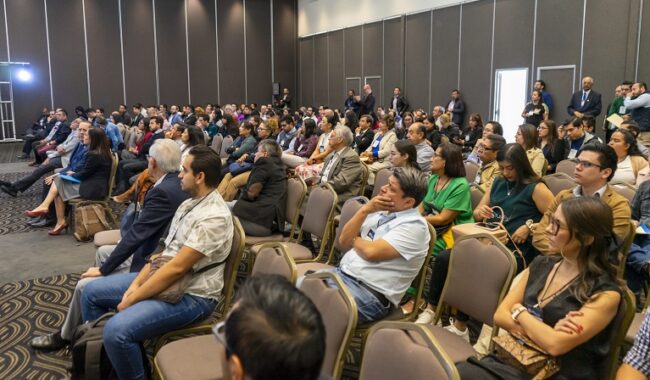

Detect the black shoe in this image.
[30,331,69,351]
[0,184,17,197]
[29,217,55,228]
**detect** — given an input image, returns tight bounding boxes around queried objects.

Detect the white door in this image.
[493,68,528,143]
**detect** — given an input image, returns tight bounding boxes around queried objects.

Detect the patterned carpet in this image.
[0,273,79,379]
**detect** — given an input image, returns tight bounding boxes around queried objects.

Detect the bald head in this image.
[582,76,594,91]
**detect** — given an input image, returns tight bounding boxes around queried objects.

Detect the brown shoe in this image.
[112,192,132,204]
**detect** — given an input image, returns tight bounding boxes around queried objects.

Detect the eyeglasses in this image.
[573,158,603,169]
[548,214,568,236]
[212,320,232,355]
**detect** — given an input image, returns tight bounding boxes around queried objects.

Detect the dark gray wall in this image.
[2,0,297,138]
[298,0,648,132]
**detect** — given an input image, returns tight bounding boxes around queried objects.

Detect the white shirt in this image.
[162,191,233,300]
[320,151,339,185]
[611,155,636,184]
[339,208,430,305]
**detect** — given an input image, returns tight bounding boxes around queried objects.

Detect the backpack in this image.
[73,202,113,242]
[69,312,116,380]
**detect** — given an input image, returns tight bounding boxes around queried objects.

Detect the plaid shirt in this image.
[632,180,650,226]
[624,311,650,376]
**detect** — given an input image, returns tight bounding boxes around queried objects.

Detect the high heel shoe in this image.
[48,223,68,236]
[25,209,49,218]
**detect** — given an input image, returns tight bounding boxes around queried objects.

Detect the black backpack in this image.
[69,312,116,380]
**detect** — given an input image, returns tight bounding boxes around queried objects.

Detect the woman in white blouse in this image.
[608,128,648,184]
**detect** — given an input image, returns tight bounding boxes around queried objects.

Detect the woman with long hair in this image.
[389,140,421,170]
[293,113,337,180]
[423,115,442,149]
[467,121,504,164]
[521,89,547,127]
[538,119,567,174]
[463,113,484,152]
[361,115,399,185]
[457,196,624,379]
[608,128,648,184]
[416,143,554,333]
[26,128,113,235]
[516,123,546,176]
[281,118,319,169]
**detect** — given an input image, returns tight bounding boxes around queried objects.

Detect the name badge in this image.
[465,135,470,141]
[474,171,481,184]
[372,140,380,148]
[568,149,578,159]
[619,106,626,114]
[367,229,375,239]
[280,139,286,146]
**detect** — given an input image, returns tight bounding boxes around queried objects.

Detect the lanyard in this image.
[166,192,211,244]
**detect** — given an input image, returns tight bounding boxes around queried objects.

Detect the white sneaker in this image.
[444,317,470,342]
[415,309,435,324]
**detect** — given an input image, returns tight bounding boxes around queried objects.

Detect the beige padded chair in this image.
[626,285,650,345]
[299,271,358,380]
[542,172,577,196]
[93,229,121,247]
[469,184,484,210]
[359,321,460,380]
[371,167,392,198]
[244,176,307,249]
[210,134,223,154]
[219,135,234,166]
[425,233,516,363]
[154,335,227,380]
[358,162,370,196]
[152,216,246,356]
[464,161,480,183]
[611,181,637,203]
[250,242,298,284]
[604,289,636,380]
[617,223,637,278]
[250,184,338,265]
[295,196,369,276]
[556,159,577,178]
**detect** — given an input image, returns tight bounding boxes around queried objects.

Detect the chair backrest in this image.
[251,242,297,284]
[436,233,516,329]
[220,135,234,158]
[371,168,392,198]
[403,223,436,321]
[617,223,637,278]
[469,184,484,210]
[329,196,369,263]
[605,288,636,380]
[357,162,371,196]
[556,159,577,178]
[542,173,577,196]
[285,176,308,241]
[611,182,637,203]
[210,134,223,154]
[359,322,460,380]
[105,152,120,199]
[219,216,246,316]
[464,161,480,183]
[301,184,338,240]
[299,272,358,380]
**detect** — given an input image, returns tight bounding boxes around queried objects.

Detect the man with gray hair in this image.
[29,139,189,351]
[331,166,431,323]
[316,125,363,207]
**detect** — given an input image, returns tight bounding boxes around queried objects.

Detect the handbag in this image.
[74,202,113,242]
[451,206,526,266]
[144,254,229,304]
[492,332,560,380]
[228,161,253,176]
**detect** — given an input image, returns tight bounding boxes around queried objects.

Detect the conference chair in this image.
[469,184,484,210]
[371,168,392,198]
[604,289,635,380]
[464,161,479,183]
[542,173,577,196]
[556,159,577,178]
[250,242,298,284]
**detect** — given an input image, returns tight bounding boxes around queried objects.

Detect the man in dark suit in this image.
[317,125,363,207]
[353,114,375,153]
[357,84,376,121]
[446,89,466,126]
[182,104,197,125]
[278,88,292,110]
[388,87,410,117]
[29,139,188,351]
[567,76,602,118]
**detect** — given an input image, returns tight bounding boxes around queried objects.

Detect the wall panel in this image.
[313,34,328,106]
[86,0,123,111]
[47,0,88,110]
[122,0,157,106]
[344,26,362,79]
[363,21,383,106]
[273,0,297,99]
[405,11,431,111]
[637,0,650,82]
[299,37,314,106]
[383,17,404,111]
[430,6,460,109]
[155,0,188,104]
[246,0,273,106]
[187,0,218,106]
[218,0,246,103]
[493,0,534,70]
[328,30,344,108]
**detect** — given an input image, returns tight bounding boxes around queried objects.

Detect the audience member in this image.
[30,109,71,165]
[344,89,360,115]
[522,90,547,127]
[357,84,376,120]
[538,120,567,173]
[467,120,503,164]
[406,122,434,172]
[619,310,650,380]
[438,113,462,146]
[446,89,466,126]
[294,114,335,179]
[564,117,600,159]
[26,128,112,236]
[422,115,442,149]
[116,116,165,194]
[473,134,506,191]
[463,113,483,152]
[567,76,603,118]
[389,140,420,170]
[353,114,375,153]
[276,115,297,151]
[533,143,631,255]
[624,179,650,294]
[516,123,546,176]
[97,115,124,152]
[361,115,398,185]
[534,79,554,112]
[625,82,650,146]
[620,120,650,158]
[605,82,632,142]
[457,196,623,379]
[608,128,648,184]
[388,87,409,117]
[80,145,233,380]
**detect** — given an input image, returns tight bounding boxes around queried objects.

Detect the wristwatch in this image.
[511,305,528,322]
[525,219,535,233]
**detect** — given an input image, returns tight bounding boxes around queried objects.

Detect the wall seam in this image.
[488,0,495,117]
[81,0,91,105]
[457,3,462,89]
[184,0,191,103]
[270,0,275,100]
[152,0,160,104]
[531,0,537,89]
[636,0,643,81]
[118,0,126,104]
[578,0,586,88]
[428,10,433,111]
[42,0,54,108]
[214,0,220,104]
[243,0,248,103]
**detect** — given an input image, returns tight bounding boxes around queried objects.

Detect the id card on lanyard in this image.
[165,193,210,247]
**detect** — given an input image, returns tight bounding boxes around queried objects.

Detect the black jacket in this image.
[183,113,197,125]
[354,128,375,153]
[567,90,602,117]
[359,93,376,117]
[99,173,189,275]
[139,131,165,158]
[448,98,466,126]
[73,152,112,200]
[388,95,410,116]
[52,123,72,144]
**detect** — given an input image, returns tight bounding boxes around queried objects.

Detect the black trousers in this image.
[116,157,147,193]
[13,156,61,192]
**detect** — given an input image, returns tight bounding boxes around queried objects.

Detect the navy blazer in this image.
[567,90,602,117]
[99,172,189,275]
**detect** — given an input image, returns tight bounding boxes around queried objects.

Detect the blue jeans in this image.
[81,272,217,380]
[625,235,650,293]
[330,268,391,324]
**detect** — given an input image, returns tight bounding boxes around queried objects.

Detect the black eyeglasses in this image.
[548,215,568,236]
[573,158,603,169]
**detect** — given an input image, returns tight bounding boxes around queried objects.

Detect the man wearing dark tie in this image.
[567,76,602,118]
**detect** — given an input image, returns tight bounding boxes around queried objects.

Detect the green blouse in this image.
[422,175,474,254]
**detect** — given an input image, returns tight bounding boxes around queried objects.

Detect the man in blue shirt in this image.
[534,80,554,113]
[99,114,124,152]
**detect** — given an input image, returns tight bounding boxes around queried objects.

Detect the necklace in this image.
[534,259,580,309]
[506,181,515,196]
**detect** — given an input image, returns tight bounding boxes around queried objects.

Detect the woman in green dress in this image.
[419,142,474,255]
